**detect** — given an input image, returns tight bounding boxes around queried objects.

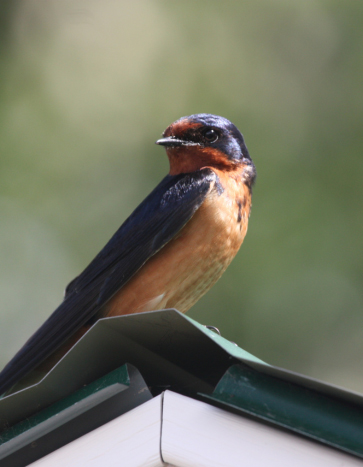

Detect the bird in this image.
[0,113,256,396]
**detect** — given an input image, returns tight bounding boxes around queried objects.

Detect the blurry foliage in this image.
[0,1,363,392]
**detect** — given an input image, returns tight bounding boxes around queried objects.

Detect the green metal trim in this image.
[202,364,363,459]
[0,363,152,467]
[1,309,363,462]
[184,315,267,365]
[0,364,129,447]
[0,309,248,431]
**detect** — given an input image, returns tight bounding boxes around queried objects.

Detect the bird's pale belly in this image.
[105,178,251,316]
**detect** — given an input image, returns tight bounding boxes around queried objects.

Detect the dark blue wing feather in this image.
[0,169,217,394]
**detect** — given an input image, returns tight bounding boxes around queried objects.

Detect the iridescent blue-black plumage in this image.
[183,113,252,161]
[0,169,217,395]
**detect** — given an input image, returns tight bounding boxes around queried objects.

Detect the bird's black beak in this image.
[155,137,197,147]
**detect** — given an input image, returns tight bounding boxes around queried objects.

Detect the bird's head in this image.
[156,113,256,185]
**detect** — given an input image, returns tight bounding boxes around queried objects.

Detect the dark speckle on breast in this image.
[237,200,242,223]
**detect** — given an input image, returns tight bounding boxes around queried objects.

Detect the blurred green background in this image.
[1,1,363,393]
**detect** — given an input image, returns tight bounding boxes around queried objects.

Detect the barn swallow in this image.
[0,113,256,395]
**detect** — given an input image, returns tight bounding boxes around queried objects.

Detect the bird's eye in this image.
[202,128,219,143]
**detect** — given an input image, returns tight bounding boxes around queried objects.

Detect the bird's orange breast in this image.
[104,166,252,317]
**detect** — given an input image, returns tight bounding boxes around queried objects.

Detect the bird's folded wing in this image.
[0,169,217,394]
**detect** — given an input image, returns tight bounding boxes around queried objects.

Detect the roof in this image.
[0,309,363,465]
